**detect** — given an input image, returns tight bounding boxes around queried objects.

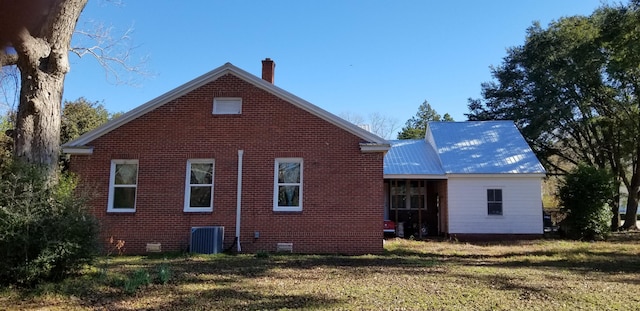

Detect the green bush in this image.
[156,263,171,285]
[124,269,151,294]
[558,165,615,240]
[0,161,99,287]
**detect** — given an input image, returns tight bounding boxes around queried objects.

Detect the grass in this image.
[1,232,639,310]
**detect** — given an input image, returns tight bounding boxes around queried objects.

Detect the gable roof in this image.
[383,139,445,178]
[383,121,546,178]
[62,62,389,152]
[427,121,546,175]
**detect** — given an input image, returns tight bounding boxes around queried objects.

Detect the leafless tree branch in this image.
[0,65,20,114]
[340,111,399,139]
[71,20,151,86]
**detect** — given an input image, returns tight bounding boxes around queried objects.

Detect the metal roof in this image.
[383,121,546,177]
[428,121,546,174]
[383,139,445,177]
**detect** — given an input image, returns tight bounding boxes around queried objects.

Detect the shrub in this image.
[255,250,270,258]
[558,164,615,240]
[156,263,171,285]
[124,269,151,294]
[0,161,99,286]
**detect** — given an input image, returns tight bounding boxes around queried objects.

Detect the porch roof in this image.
[383,139,445,177]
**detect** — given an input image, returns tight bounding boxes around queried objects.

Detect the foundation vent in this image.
[146,243,162,253]
[190,226,224,254]
[276,242,293,253]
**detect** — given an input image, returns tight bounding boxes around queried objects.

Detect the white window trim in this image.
[273,158,303,212]
[107,159,139,213]
[213,97,242,115]
[184,159,215,212]
[487,188,503,216]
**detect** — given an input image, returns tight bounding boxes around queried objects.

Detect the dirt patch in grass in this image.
[1,235,639,310]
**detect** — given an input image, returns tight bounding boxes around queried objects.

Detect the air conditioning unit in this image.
[190,226,224,254]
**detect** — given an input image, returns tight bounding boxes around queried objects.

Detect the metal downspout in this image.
[236,150,244,252]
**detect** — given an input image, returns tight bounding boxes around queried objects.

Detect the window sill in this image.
[107,209,136,213]
[273,207,303,213]
[211,114,242,117]
[184,208,213,213]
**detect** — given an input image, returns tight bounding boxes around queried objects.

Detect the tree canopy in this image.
[397,100,453,139]
[466,1,640,229]
[61,97,111,145]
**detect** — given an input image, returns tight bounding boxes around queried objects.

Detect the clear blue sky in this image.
[62,0,608,135]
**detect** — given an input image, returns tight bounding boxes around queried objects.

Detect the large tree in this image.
[467,1,640,229]
[1,0,88,174]
[397,100,453,139]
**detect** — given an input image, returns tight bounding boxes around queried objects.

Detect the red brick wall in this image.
[69,74,384,255]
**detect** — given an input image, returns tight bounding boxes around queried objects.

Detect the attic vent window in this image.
[213,97,242,115]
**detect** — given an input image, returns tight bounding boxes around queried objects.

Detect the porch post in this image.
[418,180,423,239]
[393,179,399,229]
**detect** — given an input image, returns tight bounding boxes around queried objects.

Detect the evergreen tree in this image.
[398,100,453,139]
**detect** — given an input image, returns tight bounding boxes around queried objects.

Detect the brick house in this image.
[63,59,390,255]
[64,59,547,254]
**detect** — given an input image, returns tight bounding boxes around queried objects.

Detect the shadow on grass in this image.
[6,237,639,309]
[385,238,640,284]
[447,271,553,301]
[2,253,440,310]
[166,252,442,281]
[425,248,638,275]
[81,287,342,311]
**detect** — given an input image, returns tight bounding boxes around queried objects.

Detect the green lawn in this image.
[2,233,639,310]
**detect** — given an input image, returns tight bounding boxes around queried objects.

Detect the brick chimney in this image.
[261,58,275,84]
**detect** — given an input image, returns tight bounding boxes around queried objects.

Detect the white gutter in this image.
[235,150,244,252]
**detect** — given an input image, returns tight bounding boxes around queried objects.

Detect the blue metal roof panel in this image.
[383,139,445,176]
[428,121,546,174]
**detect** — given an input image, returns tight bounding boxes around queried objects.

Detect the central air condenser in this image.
[190,226,224,254]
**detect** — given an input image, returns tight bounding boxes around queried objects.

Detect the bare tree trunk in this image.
[14,60,65,170]
[5,0,88,176]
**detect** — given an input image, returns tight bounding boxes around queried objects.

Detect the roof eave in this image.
[384,174,447,179]
[360,143,391,153]
[238,68,388,144]
[446,173,546,178]
[64,65,237,147]
[64,62,388,148]
[62,146,94,155]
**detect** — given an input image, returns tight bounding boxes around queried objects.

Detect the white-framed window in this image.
[213,97,242,115]
[487,188,503,215]
[107,159,139,213]
[274,158,303,212]
[184,159,215,212]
